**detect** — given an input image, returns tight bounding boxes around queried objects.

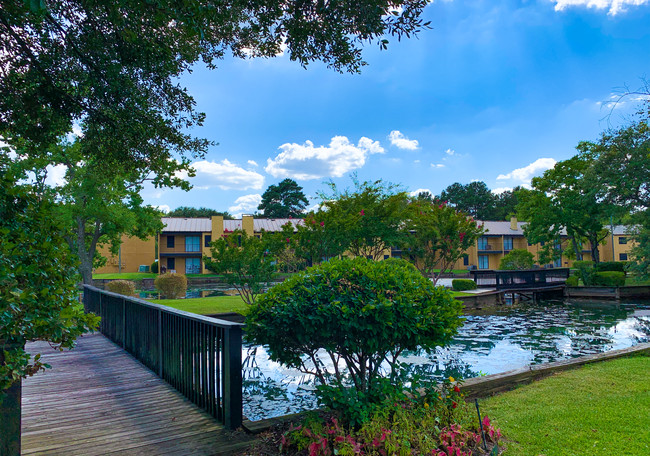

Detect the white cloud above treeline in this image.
[497,158,557,186]
[409,188,433,197]
[228,194,262,217]
[551,0,649,15]
[265,136,384,180]
[388,130,419,150]
[180,159,265,190]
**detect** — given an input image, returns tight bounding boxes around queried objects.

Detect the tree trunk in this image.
[570,235,582,261]
[590,234,601,264]
[1,343,23,456]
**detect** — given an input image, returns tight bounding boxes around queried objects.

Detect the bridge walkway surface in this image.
[22,333,256,456]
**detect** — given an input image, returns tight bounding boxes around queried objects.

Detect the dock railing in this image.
[83,285,243,429]
[470,268,570,290]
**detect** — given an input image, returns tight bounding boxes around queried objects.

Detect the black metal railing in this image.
[83,285,243,429]
[470,268,570,290]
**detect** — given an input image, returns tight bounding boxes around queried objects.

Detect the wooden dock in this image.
[22,333,256,455]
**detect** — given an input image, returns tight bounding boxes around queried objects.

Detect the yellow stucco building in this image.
[95,216,636,275]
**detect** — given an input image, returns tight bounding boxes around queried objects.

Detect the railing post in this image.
[122,297,126,349]
[223,326,243,430]
[158,309,163,378]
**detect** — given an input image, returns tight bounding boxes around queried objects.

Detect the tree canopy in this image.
[437,181,519,220]
[517,153,612,264]
[258,178,309,218]
[402,199,484,284]
[1,0,432,165]
[298,179,410,262]
[0,156,98,391]
[167,207,234,219]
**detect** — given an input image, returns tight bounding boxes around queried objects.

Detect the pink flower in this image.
[286,238,290,243]
[360,209,365,216]
[320,221,325,227]
[459,232,465,242]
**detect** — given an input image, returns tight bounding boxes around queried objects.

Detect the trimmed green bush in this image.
[150,260,159,273]
[246,257,464,426]
[452,279,477,291]
[592,271,626,287]
[499,249,535,270]
[594,261,626,273]
[573,260,595,286]
[105,280,136,296]
[565,275,579,287]
[154,273,187,299]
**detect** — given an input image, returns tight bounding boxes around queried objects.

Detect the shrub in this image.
[154,273,187,299]
[573,260,595,286]
[594,261,626,273]
[150,261,159,273]
[592,271,626,287]
[281,380,502,456]
[105,280,136,296]
[499,249,535,270]
[247,257,464,426]
[452,279,477,291]
[565,275,579,287]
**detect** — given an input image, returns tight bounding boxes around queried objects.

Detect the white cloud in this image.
[497,158,557,185]
[388,131,419,150]
[44,164,67,187]
[431,163,445,168]
[265,136,385,180]
[180,159,265,190]
[228,194,262,218]
[247,160,259,167]
[156,204,171,213]
[409,188,433,197]
[551,0,650,15]
[445,148,456,156]
[414,159,421,164]
[491,187,514,195]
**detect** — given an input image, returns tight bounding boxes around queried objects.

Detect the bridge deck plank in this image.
[22,333,255,456]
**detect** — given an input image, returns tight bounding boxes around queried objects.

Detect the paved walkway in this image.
[22,333,256,455]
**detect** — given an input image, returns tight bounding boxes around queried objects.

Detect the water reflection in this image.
[242,301,650,421]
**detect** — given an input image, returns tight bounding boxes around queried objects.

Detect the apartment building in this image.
[95,216,635,275]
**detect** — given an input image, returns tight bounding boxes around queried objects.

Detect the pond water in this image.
[242,300,650,421]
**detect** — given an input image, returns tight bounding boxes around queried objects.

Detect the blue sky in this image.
[141,0,650,217]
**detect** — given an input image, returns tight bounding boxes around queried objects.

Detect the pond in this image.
[242,300,650,421]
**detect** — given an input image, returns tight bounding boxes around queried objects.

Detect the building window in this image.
[619,253,628,261]
[478,237,489,250]
[204,235,212,247]
[166,236,175,248]
[463,255,469,266]
[553,257,562,268]
[186,257,201,274]
[185,236,201,252]
[478,255,489,269]
[503,237,513,251]
[167,257,175,270]
[619,237,627,245]
[384,255,390,260]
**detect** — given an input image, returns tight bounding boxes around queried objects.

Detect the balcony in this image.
[478,244,502,253]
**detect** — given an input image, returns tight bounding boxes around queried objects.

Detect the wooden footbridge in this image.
[20,287,256,455]
[470,268,570,303]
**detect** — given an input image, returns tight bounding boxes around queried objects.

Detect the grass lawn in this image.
[481,355,650,455]
[450,291,475,298]
[150,295,248,315]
